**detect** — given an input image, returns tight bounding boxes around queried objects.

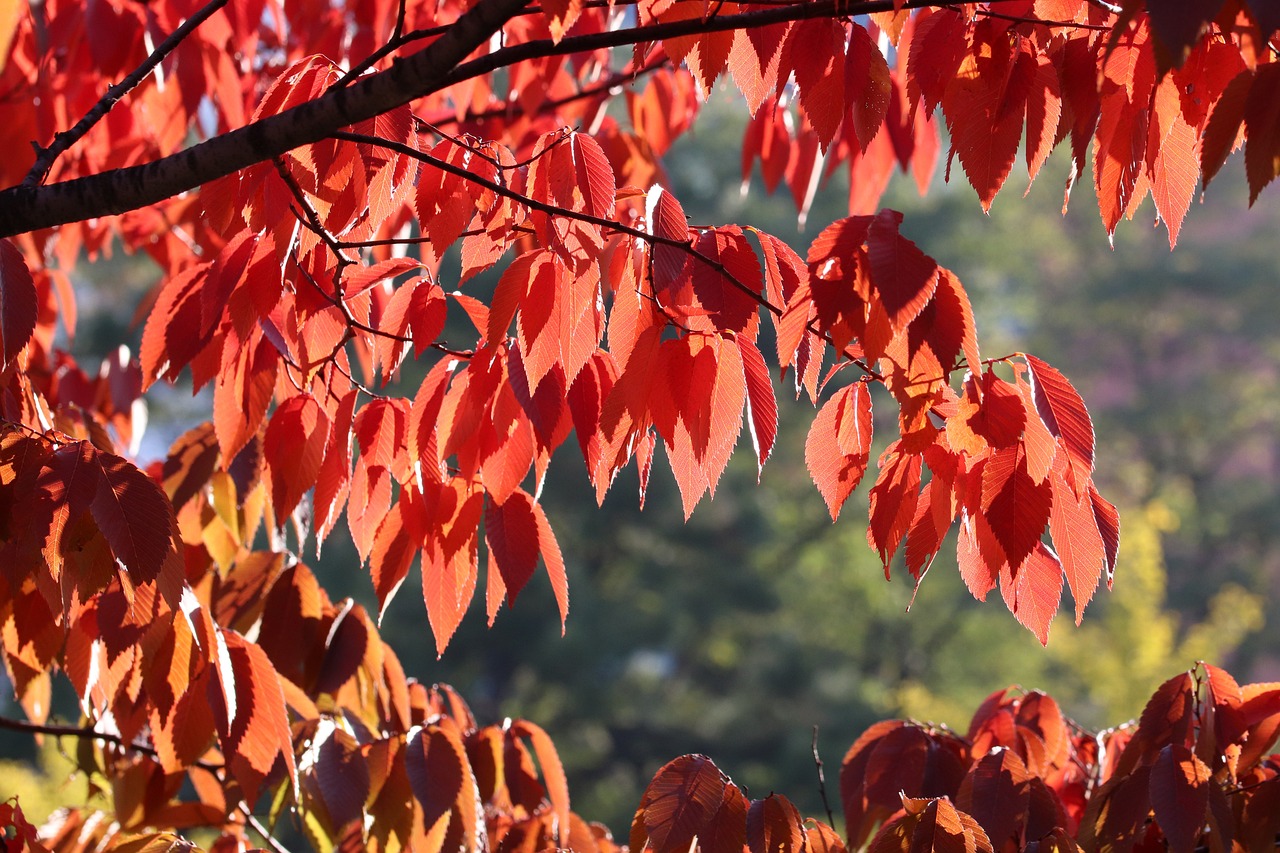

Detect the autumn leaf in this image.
[0,239,35,371]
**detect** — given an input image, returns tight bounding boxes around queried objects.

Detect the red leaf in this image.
[1173,38,1246,131]
[1149,745,1210,853]
[688,225,762,338]
[999,541,1063,645]
[1090,483,1121,586]
[406,722,477,849]
[955,749,1032,849]
[865,210,939,332]
[646,185,691,293]
[806,215,874,355]
[728,22,788,114]
[1200,68,1252,188]
[370,489,420,618]
[1093,23,1156,237]
[265,394,330,522]
[1117,672,1197,781]
[510,719,572,844]
[160,422,220,512]
[867,443,922,573]
[1025,53,1062,188]
[845,22,892,152]
[741,105,792,193]
[747,794,805,853]
[355,397,409,474]
[348,461,392,563]
[1024,353,1094,492]
[530,497,568,633]
[213,331,277,464]
[422,477,482,654]
[541,0,583,41]
[1244,63,1280,205]
[738,337,777,478]
[905,8,968,116]
[489,250,539,344]
[0,240,36,370]
[485,490,541,605]
[957,511,1000,601]
[968,373,1026,450]
[1049,457,1105,624]
[785,19,846,149]
[1148,75,1198,247]
[806,822,848,853]
[982,445,1051,573]
[315,389,357,548]
[806,382,873,521]
[942,22,1034,210]
[89,447,176,587]
[633,755,746,853]
[567,351,616,479]
[206,625,298,805]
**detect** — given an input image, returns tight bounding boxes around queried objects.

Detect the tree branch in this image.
[0,713,224,772]
[0,0,535,238]
[0,0,1059,239]
[23,0,232,187]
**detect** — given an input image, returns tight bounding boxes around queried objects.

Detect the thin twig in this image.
[273,158,359,270]
[23,0,232,186]
[240,804,293,853]
[0,713,223,773]
[811,725,837,833]
[331,129,880,380]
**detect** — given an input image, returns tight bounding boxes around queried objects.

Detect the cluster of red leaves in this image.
[624,663,1280,853]
[0,0,1278,848]
[11,661,1280,852]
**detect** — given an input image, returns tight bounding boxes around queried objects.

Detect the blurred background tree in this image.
[3,90,1276,834]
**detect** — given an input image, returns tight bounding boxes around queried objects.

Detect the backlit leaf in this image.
[1024,354,1094,493]
[747,794,805,853]
[806,382,873,521]
[265,394,330,522]
[1149,745,1210,853]
[0,239,36,370]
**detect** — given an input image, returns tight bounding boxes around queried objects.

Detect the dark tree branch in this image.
[23,0,232,187]
[0,0,535,238]
[0,0,1045,239]
[0,713,224,772]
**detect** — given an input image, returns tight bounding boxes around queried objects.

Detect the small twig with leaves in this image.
[23,0,231,186]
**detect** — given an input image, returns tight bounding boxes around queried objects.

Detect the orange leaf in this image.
[806,382,873,521]
[510,719,571,845]
[265,394,330,522]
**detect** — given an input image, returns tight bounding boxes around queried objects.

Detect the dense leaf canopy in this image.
[0,0,1278,848]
